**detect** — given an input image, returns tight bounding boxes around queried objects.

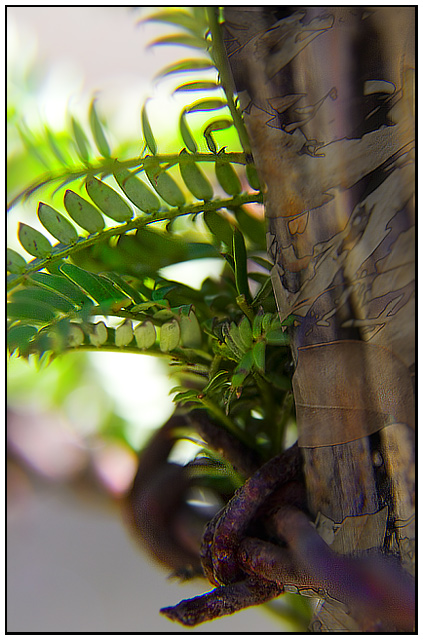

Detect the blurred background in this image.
[6,7,301,633]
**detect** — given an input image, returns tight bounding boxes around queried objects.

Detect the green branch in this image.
[7,152,248,211]
[7,191,262,292]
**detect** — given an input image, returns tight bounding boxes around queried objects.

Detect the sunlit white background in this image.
[6,7,292,633]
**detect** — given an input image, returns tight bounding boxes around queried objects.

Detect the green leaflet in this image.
[220,322,243,360]
[173,81,220,93]
[7,249,27,274]
[71,116,90,163]
[88,321,108,346]
[154,308,174,321]
[149,34,207,49]
[215,160,241,196]
[7,300,56,323]
[179,150,213,201]
[232,227,251,303]
[262,313,273,333]
[59,263,130,306]
[160,318,181,352]
[192,7,207,23]
[89,99,111,158]
[204,210,233,247]
[100,272,144,304]
[141,101,157,155]
[172,389,202,406]
[202,370,230,395]
[250,256,273,271]
[265,329,290,346]
[64,190,105,234]
[114,166,160,213]
[252,341,266,373]
[17,123,50,170]
[237,316,253,351]
[203,119,233,153]
[143,9,204,35]
[29,272,93,308]
[246,164,261,191]
[252,310,264,339]
[226,321,248,356]
[18,223,52,258]
[115,319,134,347]
[252,278,276,312]
[231,350,254,388]
[179,112,197,153]
[233,207,266,248]
[179,309,202,348]
[45,126,69,165]
[186,98,227,114]
[134,320,157,349]
[154,58,215,81]
[10,286,76,313]
[7,324,38,356]
[145,164,185,207]
[38,202,78,245]
[131,300,168,313]
[85,177,133,222]
[66,323,85,347]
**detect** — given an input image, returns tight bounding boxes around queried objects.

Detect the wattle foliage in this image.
[7,6,295,464]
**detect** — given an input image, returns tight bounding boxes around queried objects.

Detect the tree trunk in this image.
[223,6,415,631]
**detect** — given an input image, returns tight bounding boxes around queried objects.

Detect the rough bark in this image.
[223,6,415,631]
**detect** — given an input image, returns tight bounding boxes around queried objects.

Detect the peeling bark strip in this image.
[224,6,415,631]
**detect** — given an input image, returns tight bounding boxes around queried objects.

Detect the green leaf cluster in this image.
[7,6,296,466]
